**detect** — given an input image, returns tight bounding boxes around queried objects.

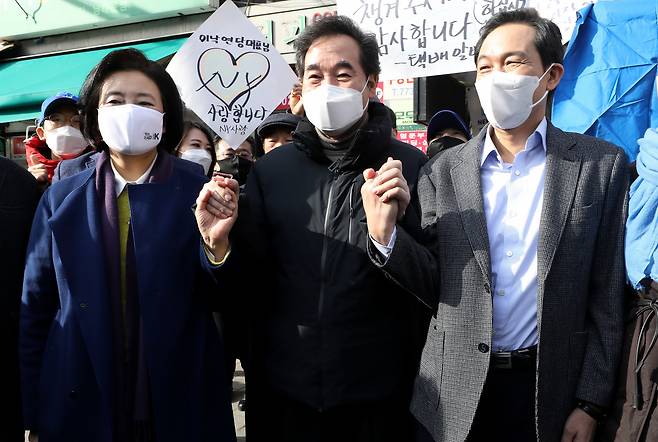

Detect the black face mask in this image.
[216,156,253,185]
[427,136,465,158]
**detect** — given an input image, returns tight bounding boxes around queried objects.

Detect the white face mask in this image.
[475,64,554,130]
[45,125,87,159]
[97,104,164,155]
[180,149,212,175]
[303,80,369,133]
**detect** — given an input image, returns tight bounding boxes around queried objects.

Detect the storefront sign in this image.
[0,0,217,40]
[10,136,26,158]
[250,6,337,62]
[398,129,427,152]
[380,78,427,151]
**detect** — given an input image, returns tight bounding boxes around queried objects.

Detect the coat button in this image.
[478,343,490,353]
[79,303,87,309]
[69,390,77,399]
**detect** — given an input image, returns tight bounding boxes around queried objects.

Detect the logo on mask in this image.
[144,132,161,141]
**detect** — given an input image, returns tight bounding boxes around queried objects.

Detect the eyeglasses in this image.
[43,113,81,128]
[224,150,253,160]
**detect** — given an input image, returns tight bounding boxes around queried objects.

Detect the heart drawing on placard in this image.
[196,48,271,110]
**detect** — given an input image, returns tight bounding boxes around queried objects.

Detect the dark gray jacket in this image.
[370,123,629,441]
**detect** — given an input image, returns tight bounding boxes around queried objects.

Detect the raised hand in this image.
[370,158,410,219]
[289,83,304,117]
[195,176,239,261]
[361,157,408,246]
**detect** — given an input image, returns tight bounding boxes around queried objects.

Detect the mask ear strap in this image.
[361,77,371,94]
[532,63,556,107]
[531,90,549,107]
[538,63,556,82]
[360,76,372,112]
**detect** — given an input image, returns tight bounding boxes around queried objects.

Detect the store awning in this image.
[0,37,187,124]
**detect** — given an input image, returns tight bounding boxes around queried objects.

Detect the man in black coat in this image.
[218,15,428,442]
[0,156,39,441]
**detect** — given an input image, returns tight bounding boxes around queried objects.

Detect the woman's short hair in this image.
[79,48,184,153]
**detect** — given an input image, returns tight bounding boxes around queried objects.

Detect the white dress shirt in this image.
[372,118,548,352]
[481,118,547,351]
[110,154,158,196]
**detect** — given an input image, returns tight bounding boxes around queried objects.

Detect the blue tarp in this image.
[552,0,658,161]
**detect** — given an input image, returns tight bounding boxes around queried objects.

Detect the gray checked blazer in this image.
[369,123,629,441]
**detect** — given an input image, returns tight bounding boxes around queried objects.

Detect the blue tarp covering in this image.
[552,0,658,161]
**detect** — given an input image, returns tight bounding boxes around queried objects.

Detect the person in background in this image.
[255,112,301,155]
[25,92,90,185]
[425,109,471,158]
[213,134,258,414]
[174,121,216,178]
[601,127,658,441]
[20,48,236,442]
[385,105,398,138]
[0,157,39,442]
[215,136,255,185]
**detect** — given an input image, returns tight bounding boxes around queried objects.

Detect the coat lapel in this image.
[450,129,492,285]
[48,169,113,405]
[537,123,581,281]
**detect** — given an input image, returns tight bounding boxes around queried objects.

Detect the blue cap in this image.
[38,92,79,125]
[427,110,471,142]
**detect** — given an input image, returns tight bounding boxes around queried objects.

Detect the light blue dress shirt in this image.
[371,119,548,352]
[481,118,547,351]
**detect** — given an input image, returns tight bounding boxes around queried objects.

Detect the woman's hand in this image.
[195,176,239,261]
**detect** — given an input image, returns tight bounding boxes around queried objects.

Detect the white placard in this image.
[167,0,298,147]
[337,0,594,80]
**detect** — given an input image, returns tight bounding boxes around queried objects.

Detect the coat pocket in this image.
[569,203,600,223]
[414,328,445,409]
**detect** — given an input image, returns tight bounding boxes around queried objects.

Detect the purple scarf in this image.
[95,151,173,442]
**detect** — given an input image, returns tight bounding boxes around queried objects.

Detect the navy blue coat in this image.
[20,156,235,442]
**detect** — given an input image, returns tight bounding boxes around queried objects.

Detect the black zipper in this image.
[316,131,360,411]
[317,161,339,411]
[318,162,339,319]
[348,181,355,244]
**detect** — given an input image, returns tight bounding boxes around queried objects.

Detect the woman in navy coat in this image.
[20,49,239,442]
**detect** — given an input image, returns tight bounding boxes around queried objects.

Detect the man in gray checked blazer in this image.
[361,9,628,442]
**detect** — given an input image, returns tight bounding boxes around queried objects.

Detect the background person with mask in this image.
[215,15,428,442]
[26,92,90,185]
[361,8,628,442]
[175,120,216,178]
[425,109,471,158]
[20,48,237,442]
[215,136,255,186]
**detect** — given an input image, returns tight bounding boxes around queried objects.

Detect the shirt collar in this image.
[480,117,548,167]
[110,153,158,196]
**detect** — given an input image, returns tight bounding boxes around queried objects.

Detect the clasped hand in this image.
[361,157,409,246]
